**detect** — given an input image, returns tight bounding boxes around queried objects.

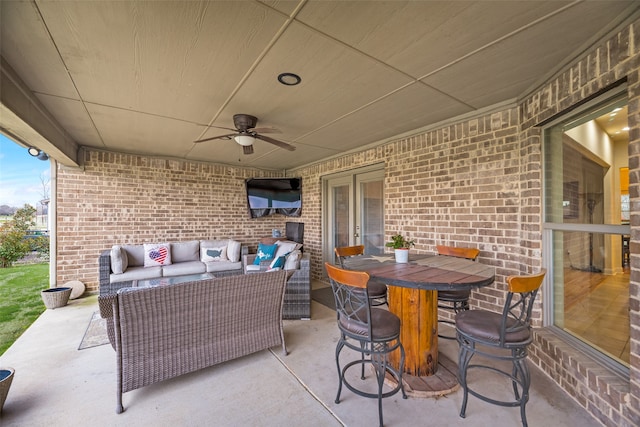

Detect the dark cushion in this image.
[367,281,387,298]
[339,308,400,341]
[438,289,470,301]
[455,310,530,345]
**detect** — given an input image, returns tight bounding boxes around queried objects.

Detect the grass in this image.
[0,263,48,355]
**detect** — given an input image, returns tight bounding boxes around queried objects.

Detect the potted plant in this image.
[385,234,415,263]
[41,286,72,309]
[0,367,14,413]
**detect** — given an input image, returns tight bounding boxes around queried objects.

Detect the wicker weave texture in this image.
[111,270,288,412]
[41,287,72,309]
[0,368,14,413]
[243,252,311,319]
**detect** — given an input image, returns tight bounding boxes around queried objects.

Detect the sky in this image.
[0,133,51,208]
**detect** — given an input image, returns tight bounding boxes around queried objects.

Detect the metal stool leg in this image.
[374,351,385,427]
[335,337,345,404]
[457,336,474,418]
[360,341,367,379]
[513,353,531,427]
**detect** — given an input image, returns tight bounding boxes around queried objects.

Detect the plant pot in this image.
[394,248,409,263]
[0,367,14,413]
[41,287,72,309]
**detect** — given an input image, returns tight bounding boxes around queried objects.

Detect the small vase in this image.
[394,248,409,263]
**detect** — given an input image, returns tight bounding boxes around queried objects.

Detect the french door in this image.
[323,165,385,271]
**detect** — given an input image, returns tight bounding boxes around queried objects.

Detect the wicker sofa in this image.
[99,238,311,320]
[101,270,288,413]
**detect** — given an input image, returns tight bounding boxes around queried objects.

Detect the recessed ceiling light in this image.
[278,73,301,86]
[613,107,622,112]
[622,127,630,131]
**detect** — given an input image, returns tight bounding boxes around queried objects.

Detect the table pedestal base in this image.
[385,353,460,398]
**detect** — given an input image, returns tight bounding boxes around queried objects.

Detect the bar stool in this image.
[334,245,388,306]
[324,262,407,427]
[435,245,480,339]
[456,269,546,427]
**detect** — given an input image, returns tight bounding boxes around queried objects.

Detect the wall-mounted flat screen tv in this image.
[246,178,302,218]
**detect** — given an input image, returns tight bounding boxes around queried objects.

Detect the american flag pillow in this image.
[143,243,172,267]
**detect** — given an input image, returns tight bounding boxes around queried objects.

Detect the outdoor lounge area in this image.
[1,3,639,427]
[0,287,602,427]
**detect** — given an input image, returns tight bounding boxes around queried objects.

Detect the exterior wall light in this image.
[27,147,49,161]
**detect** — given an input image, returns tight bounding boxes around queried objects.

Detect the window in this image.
[543,90,630,371]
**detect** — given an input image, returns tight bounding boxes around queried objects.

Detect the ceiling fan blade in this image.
[252,127,281,134]
[243,145,254,155]
[194,133,237,143]
[206,125,237,132]
[255,134,296,151]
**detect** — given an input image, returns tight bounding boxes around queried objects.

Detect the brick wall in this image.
[56,151,292,291]
[519,21,640,427]
[54,19,639,427]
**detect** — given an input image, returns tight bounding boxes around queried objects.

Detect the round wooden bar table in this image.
[343,253,495,397]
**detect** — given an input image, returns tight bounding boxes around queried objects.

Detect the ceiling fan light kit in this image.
[234,135,255,146]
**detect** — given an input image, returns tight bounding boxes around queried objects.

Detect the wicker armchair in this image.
[243,252,311,320]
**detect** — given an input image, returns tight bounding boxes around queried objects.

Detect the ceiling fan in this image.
[194,114,296,155]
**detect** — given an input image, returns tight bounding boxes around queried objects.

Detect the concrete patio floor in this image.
[0,285,602,427]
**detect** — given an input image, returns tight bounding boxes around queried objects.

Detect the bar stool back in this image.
[334,245,388,306]
[435,245,480,339]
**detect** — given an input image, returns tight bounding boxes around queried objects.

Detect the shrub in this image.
[0,205,36,268]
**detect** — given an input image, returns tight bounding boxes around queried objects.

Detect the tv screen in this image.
[246,178,302,218]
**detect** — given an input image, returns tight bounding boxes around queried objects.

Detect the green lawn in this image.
[0,263,48,355]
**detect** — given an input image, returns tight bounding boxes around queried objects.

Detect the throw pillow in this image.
[110,245,129,274]
[122,244,145,267]
[253,243,277,265]
[227,240,242,262]
[269,252,289,269]
[273,240,301,260]
[143,243,172,267]
[201,246,227,262]
[200,240,229,261]
[171,240,200,263]
[284,250,301,270]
